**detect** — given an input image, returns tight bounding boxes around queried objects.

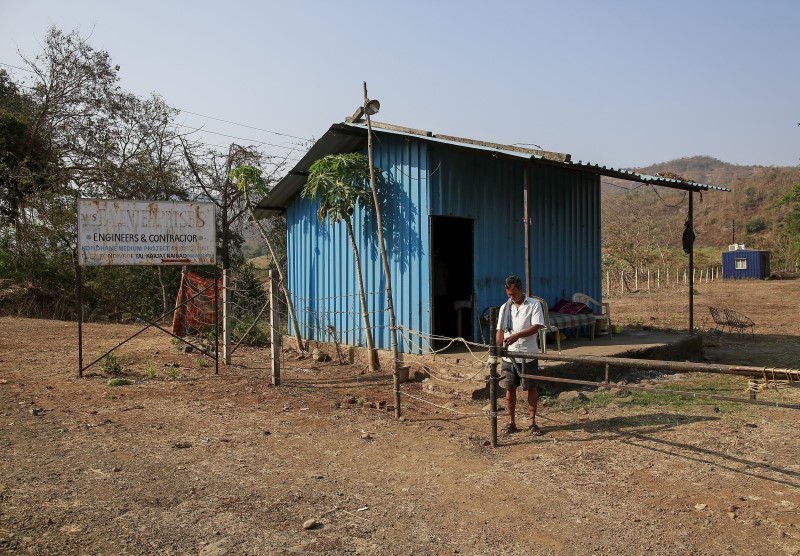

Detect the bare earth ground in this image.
[1,280,799,555]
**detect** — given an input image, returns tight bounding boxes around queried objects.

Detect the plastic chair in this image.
[572,292,611,335]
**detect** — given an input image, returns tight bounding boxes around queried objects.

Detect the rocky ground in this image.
[1,279,799,555]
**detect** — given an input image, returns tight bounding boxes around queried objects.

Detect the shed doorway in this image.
[431,216,474,343]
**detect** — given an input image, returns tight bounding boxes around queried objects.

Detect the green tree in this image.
[1,28,194,319]
[302,153,378,372]
[776,183,800,270]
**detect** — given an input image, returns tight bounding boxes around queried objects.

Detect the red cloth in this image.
[171,272,222,336]
[557,301,591,315]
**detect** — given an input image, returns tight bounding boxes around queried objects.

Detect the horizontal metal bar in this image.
[520,373,800,410]
[504,350,800,381]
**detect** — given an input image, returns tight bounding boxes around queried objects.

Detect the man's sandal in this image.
[501,423,519,435]
[529,424,543,437]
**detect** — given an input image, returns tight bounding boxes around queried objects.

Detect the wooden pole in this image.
[222,268,231,365]
[364,82,402,418]
[270,269,280,385]
[214,265,219,375]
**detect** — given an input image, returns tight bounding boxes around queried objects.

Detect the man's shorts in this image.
[500,359,539,391]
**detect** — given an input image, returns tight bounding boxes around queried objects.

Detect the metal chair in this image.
[532,296,561,353]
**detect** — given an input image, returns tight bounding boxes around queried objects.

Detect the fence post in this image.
[269,269,281,386]
[222,268,231,365]
[606,270,610,298]
[620,270,624,295]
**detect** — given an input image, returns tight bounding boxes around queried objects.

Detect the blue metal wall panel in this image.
[429,149,601,336]
[286,136,429,353]
[722,250,770,279]
[287,136,601,353]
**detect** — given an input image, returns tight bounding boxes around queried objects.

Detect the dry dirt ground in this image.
[1,280,799,555]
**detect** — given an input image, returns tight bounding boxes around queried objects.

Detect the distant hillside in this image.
[601,156,800,272]
[631,156,763,187]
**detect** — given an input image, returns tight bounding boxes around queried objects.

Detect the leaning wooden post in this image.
[488,307,499,448]
[269,269,281,386]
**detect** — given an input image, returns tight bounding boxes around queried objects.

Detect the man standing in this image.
[495,275,545,436]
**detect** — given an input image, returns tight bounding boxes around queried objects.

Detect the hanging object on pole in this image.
[682,219,695,255]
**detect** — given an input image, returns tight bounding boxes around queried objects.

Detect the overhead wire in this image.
[173,107,312,142]
[1,59,312,157]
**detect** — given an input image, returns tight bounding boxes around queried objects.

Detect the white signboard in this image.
[77,199,217,266]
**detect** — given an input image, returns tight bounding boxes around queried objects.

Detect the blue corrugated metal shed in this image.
[722,249,770,280]
[259,120,728,354]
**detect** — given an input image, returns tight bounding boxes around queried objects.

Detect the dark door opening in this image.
[431,216,474,343]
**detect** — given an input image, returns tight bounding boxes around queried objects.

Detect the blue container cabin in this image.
[258,120,726,354]
[722,248,770,280]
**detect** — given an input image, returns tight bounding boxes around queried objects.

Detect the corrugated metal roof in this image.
[255,121,729,217]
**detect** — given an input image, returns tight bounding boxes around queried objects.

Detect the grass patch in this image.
[100,352,126,376]
[545,373,752,413]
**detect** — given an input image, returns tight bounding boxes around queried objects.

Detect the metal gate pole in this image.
[77,263,83,377]
[489,307,499,448]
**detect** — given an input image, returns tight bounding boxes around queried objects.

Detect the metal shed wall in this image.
[722,250,770,280]
[286,135,602,353]
[428,148,602,322]
[286,136,429,352]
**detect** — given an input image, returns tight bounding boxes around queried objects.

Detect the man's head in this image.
[504,275,523,301]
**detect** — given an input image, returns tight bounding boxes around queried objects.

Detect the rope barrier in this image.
[395,388,485,417]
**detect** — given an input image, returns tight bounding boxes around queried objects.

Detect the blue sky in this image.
[1,0,798,171]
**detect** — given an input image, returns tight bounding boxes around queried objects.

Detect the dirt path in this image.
[1,285,800,555]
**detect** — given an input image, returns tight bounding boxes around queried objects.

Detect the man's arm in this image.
[503,324,542,346]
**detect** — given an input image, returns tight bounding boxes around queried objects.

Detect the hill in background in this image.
[602,156,800,272]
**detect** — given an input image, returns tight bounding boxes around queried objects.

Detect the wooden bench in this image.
[708,306,755,334]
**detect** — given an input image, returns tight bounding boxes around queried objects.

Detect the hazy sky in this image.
[2,0,798,171]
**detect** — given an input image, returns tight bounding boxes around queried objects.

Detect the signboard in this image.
[77,199,217,266]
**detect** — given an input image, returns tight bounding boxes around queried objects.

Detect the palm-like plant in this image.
[303,153,379,372]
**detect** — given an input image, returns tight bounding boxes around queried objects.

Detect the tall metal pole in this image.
[689,191,694,334]
[523,167,531,297]
[363,82,402,418]
[488,307,499,448]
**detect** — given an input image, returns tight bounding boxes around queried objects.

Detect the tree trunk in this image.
[346,219,378,372]
[242,189,305,352]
